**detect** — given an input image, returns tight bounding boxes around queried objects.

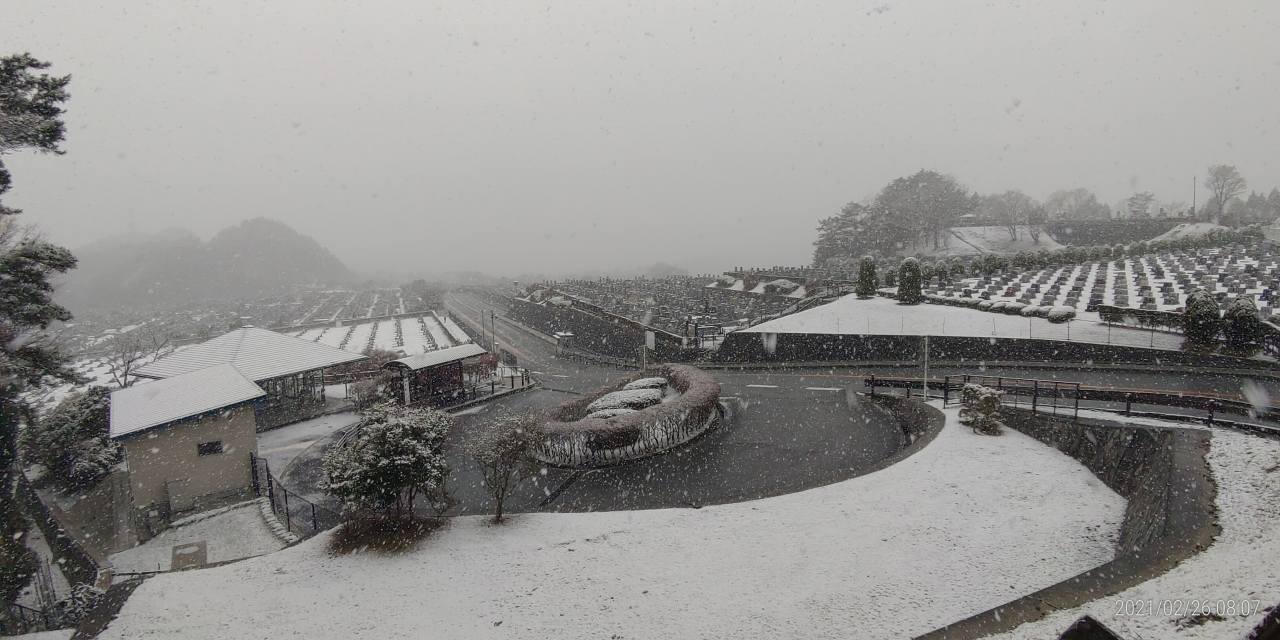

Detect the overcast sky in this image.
[4,1,1279,278]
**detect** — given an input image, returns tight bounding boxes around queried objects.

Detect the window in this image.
[197,441,224,456]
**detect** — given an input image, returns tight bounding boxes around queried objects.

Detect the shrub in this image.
[898,257,923,304]
[1020,305,1040,317]
[52,583,105,627]
[959,384,1003,435]
[1047,306,1076,323]
[1183,288,1222,345]
[977,300,994,311]
[586,389,663,413]
[19,386,118,489]
[622,377,667,390]
[1000,302,1026,315]
[322,403,453,519]
[1223,296,1262,349]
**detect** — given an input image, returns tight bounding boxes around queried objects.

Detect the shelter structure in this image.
[383,343,490,406]
[136,327,366,429]
[109,364,265,529]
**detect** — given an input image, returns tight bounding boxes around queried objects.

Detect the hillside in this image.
[58,218,353,310]
[900,225,1064,257]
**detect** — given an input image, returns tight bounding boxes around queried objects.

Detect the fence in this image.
[863,373,1280,436]
[1,601,53,636]
[249,453,342,539]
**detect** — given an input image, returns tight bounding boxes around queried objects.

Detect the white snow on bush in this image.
[585,388,663,412]
[585,408,639,419]
[621,377,668,391]
[986,428,1280,639]
[97,407,1123,639]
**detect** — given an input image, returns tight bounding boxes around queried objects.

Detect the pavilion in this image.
[135,327,367,429]
[383,343,490,406]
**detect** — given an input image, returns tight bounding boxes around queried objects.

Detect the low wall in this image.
[534,364,721,468]
[918,410,1217,639]
[714,330,1279,371]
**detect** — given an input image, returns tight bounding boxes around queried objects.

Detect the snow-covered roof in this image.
[135,327,366,382]
[110,364,265,439]
[386,343,487,371]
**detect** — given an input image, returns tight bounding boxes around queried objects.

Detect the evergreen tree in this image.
[855,255,877,298]
[321,403,453,520]
[898,257,923,304]
[19,387,117,489]
[0,53,77,600]
[1222,296,1262,350]
[1183,288,1222,345]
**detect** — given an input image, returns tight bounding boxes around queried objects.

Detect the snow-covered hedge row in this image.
[585,388,664,413]
[535,365,722,468]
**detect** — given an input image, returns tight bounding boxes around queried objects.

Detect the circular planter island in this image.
[534,364,723,468]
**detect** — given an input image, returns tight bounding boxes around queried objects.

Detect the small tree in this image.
[321,403,452,520]
[898,257,923,304]
[1222,296,1262,350]
[1183,288,1222,346]
[959,384,1003,435]
[855,255,877,298]
[18,386,118,489]
[103,326,175,389]
[465,411,543,524]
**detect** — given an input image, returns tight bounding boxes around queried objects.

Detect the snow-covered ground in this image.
[399,317,435,354]
[316,325,351,348]
[371,318,402,351]
[1151,222,1229,243]
[108,501,286,574]
[423,316,454,350]
[344,322,375,353]
[902,225,1065,257]
[441,316,473,345]
[98,406,1124,639]
[987,427,1280,639]
[256,411,358,473]
[739,294,1186,351]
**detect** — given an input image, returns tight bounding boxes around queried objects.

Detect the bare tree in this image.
[1204,165,1246,225]
[465,410,543,524]
[103,326,174,388]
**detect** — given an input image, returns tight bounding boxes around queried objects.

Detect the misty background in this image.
[4,0,1279,281]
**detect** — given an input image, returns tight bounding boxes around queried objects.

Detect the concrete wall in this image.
[121,404,258,516]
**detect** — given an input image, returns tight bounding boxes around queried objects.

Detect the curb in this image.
[257,497,301,546]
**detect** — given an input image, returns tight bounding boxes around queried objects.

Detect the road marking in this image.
[746,384,779,388]
[805,387,844,391]
[551,374,570,378]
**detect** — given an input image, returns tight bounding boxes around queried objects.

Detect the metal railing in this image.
[2,602,52,636]
[249,453,342,539]
[863,373,1280,435]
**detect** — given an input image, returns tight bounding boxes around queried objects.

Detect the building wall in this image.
[121,404,258,514]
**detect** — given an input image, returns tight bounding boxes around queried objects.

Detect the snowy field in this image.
[740,295,1185,351]
[108,501,286,574]
[98,407,1124,639]
[987,427,1280,639]
[441,316,473,345]
[315,326,350,348]
[424,315,454,350]
[343,322,375,352]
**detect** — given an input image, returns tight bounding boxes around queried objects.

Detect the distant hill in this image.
[58,218,353,310]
